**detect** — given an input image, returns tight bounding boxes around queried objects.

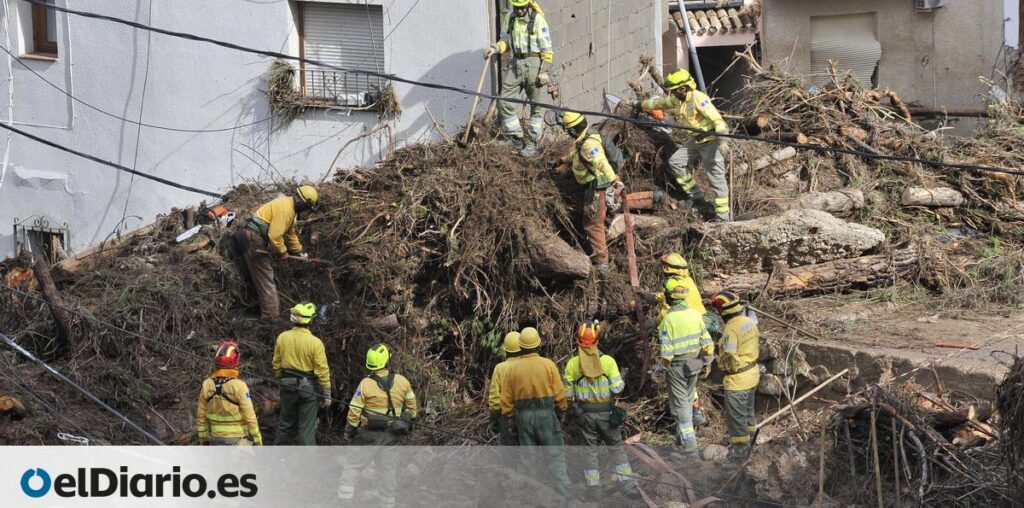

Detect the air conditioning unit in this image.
[915,0,948,12]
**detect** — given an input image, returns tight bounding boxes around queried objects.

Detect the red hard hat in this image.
[577,320,601,348]
[214,340,241,369]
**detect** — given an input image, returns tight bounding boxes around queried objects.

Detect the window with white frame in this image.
[299,1,386,108]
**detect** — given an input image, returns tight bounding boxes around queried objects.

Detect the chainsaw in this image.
[604,93,671,134]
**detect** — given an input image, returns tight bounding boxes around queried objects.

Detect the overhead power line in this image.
[21,0,1024,178]
[0,332,165,445]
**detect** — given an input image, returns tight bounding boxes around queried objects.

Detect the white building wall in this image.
[0,0,489,257]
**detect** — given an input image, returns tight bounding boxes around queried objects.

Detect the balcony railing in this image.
[303,68,386,109]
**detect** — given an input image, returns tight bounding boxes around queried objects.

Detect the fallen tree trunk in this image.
[31,253,73,351]
[738,146,797,175]
[792,189,865,214]
[521,226,591,280]
[708,246,918,296]
[901,187,965,207]
[607,214,669,242]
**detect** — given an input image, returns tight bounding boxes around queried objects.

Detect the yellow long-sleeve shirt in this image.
[641,90,727,137]
[196,369,262,444]
[488,357,521,414]
[272,326,331,390]
[560,132,618,188]
[718,315,761,391]
[254,196,303,256]
[500,352,568,417]
[346,369,418,427]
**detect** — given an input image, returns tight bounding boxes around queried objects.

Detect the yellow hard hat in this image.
[711,291,744,317]
[366,343,390,370]
[561,111,585,129]
[660,252,689,276]
[519,327,541,349]
[290,302,317,325]
[665,69,696,91]
[663,276,690,303]
[295,185,320,212]
[502,331,521,354]
[510,0,531,7]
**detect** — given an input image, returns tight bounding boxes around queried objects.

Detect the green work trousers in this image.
[498,56,544,143]
[577,410,637,490]
[514,406,572,496]
[337,429,400,508]
[275,377,319,445]
[725,388,757,459]
[666,357,701,456]
[668,137,730,220]
[498,413,517,446]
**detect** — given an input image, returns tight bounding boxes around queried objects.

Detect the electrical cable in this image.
[0,120,224,198]
[0,362,98,442]
[119,0,154,228]
[22,0,1024,178]
[0,42,271,134]
[0,331,165,445]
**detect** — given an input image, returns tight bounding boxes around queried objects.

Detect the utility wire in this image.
[22,0,1024,178]
[0,121,223,198]
[0,363,98,442]
[0,332,164,445]
[0,42,271,134]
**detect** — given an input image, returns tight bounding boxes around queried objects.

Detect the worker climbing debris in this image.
[489,331,522,445]
[234,185,320,320]
[625,70,731,221]
[196,340,262,446]
[272,302,332,445]
[711,291,760,467]
[549,111,624,271]
[486,0,554,157]
[500,327,572,496]
[338,343,417,508]
[654,278,714,458]
[563,320,639,499]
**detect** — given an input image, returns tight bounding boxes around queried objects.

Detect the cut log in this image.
[0,394,28,419]
[56,223,158,274]
[708,247,917,296]
[367,314,400,331]
[699,209,886,272]
[900,187,964,207]
[758,132,808,144]
[738,146,797,175]
[607,214,670,242]
[31,253,73,351]
[756,113,771,129]
[521,226,591,280]
[792,189,865,214]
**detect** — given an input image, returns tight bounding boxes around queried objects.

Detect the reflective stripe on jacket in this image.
[641,90,727,136]
[272,326,331,390]
[196,372,261,444]
[718,315,760,391]
[346,369,418,428]
[497,9,554,63]
[563,353,624,402]
[658,305,713,363]
[561,132,617,188]
[254,196,302,256]
[500,352,568,417]
[488,357,520,414]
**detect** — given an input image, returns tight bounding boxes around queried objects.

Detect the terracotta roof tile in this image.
[670,2,759,35]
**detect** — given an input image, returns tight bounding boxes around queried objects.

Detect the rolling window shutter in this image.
[303,3,385,97]
[810,13,881,87]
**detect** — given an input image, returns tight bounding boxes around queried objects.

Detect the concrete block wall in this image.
[541,0,662,112]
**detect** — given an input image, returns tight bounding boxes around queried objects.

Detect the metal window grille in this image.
[302,3,387,108]
[13,217,69,262]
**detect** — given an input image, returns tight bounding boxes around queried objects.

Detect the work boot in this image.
[500,136,526,151]
[519,141,538,157]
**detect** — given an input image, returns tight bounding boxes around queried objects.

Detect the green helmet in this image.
[366,343,390,370]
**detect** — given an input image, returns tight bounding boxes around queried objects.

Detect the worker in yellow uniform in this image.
[710,291,760,465]
[234,185,320,320]
[196,340,262,446]
[563,321,639,498]
[338,344,417,508]
[272,302,331,445]
[551,111,623,271]
[489,332,522,445]
[485,0,554,157]
[500,327,571,496]
[656,278,714,458]
[626,70,731,221]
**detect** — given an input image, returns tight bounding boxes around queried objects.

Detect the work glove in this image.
[700,364,712,380]
[251,435,263,446]
[650,363,666,385]
[343,423,358,441]
[489,413,502,435]
[320,397,333,409]
[484,43,501,60]
[536,71,550,87]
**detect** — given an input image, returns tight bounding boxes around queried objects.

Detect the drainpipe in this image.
[676,1,706,91]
